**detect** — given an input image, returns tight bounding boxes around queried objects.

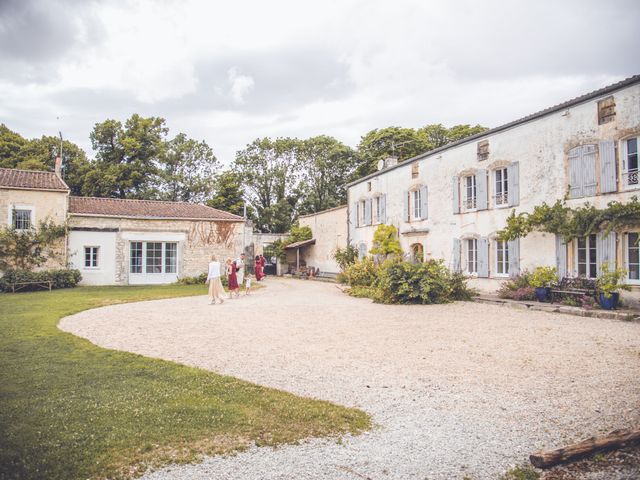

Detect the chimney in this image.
[385,156,398,168]
[54,156,62,177]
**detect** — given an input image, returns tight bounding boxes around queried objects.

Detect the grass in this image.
[0,285,370,480]
[500,465,541,480]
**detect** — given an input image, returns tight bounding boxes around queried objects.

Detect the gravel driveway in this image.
[59,278,640,479]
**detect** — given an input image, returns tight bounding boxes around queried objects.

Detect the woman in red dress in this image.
[255,255,264,281]
[226,258,240,297]
[260,255,267,278]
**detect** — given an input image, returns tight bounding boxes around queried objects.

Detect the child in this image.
[244,273,252,296]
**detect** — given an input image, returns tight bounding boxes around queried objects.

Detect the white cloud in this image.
[227,67,255,105]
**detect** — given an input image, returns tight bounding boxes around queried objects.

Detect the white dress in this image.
[235,257,245,285]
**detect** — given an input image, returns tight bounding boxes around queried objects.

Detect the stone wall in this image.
[298,206,347,273]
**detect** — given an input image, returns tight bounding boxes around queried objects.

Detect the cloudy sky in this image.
[1,0,639,164]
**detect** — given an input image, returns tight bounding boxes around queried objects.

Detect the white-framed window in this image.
[626,232,640,284]
[464,175,477,210]
[466,238,478,274]
[495,239,509,276]
[130,241,177,274]
[576,234,597,278]
[84,246,99,268]
[12,208,33,230]
[413,188,422,219]
[494,168,508,206]
[623,137,639,188]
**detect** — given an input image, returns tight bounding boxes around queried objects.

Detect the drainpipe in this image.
[346,188,351,246]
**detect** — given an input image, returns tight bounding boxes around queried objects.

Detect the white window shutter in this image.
[477,237,489,277]
[352,202,359,228]
[555,235,567,279]
[599,140,617,194]
[596,231,616,275]
[364,199,372,226]
[568,147,583,198]
[420,186,428,220]
[452,238,461,272]
[582,145,597,197]
[452,177,460,214]
[507,162,520,206]
[476,170,488,210]
[380,195,386,224]
[403,191,409,221]
[508,238,520,277]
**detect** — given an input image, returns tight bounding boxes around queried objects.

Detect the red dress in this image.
[255,259,264,280]
[228,262,239,289]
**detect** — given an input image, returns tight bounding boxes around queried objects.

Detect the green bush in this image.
[375,259,475,304]
[333,245,359,271]
[342,257,379,287]
[177,272,229,287]
[529,266,557,288]
[0,268,81,292]
[497,271,537,300]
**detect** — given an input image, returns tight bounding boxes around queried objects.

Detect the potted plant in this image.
[596,262,631,310]
[530,266,558,302]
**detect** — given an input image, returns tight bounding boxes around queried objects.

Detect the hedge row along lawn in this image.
[0,285,370,480]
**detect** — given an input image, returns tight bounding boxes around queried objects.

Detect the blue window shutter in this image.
[364,199,372,226]
[476,170,488,210]
[599,140,617,193]
[555,235,567,279]
[452,238,461,272]
[352,202,359,228]
[452,177,460,214]
[403,191,409,221]
[477,237,489,277]
[568,147,583,198]
[507,162,520,206]
[380,195,386,224]
[582,145,597,197]
[508,238,520,277]
[596,231,616,275]
[420,186,428,219]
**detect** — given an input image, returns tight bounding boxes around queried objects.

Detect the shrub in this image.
[342,257,379,287]
[369,224,402,257]
[333,245,358,271]
[177,273,208,285]
[375,259,476,304]
[0,268,81,292]
[529,266,557,288]
[497,272,537,301]
[596,261,631,298]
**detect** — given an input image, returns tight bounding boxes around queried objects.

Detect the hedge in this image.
[0,269,82,292]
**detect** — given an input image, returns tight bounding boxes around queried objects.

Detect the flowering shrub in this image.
[497,272,537,301]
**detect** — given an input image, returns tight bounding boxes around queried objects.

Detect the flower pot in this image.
[535,287,551,302]
[599,292,620,310]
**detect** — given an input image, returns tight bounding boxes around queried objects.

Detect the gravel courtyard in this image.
[59,278,640,480]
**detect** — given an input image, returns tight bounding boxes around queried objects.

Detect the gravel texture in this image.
[59,278,640,479]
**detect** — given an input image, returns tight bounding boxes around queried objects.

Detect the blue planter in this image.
[599,292,620,310]
[535,287,551,302]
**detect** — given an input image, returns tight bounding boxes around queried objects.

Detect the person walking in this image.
[206,254,225,305]
[255,255,264,281]
[226,258,240,298]
[235,253,246,286]
[244,273,252,295]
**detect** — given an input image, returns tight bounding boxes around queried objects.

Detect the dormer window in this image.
[477,140,489,161]
[411,162,419,179]
[598,96,616,125]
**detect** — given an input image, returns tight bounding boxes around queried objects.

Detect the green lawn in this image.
[0,285,370,480]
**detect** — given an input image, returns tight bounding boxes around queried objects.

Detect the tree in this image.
[355,127,430,177]
[418,123,488,149]
[0,124,92,195]
[297,135,356,215]
[158,133,218,202]
[233,137,300,233]
[0,219,66,271]
[84,114,168,199]
[207,170,245,216]
[369,224,402,257]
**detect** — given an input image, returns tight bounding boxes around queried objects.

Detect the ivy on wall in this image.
[498,197,640,241]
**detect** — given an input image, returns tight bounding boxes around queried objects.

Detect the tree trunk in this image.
[530,428,640,468]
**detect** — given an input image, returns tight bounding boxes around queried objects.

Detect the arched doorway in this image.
[410,243,424,263]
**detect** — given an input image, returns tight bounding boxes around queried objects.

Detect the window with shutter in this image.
[466,238,478,274]
[626,232,640,284]
[494,168,508,206]
[568,145,597,198]
[495,240,509,276]
[576,234,598,278]
[464,175,477,210]
[623,137,639,189]
[412,189,421,219]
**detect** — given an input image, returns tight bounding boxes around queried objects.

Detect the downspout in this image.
[346,187,351,246]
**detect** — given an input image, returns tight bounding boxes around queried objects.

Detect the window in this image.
[598,96,615,125]
[411,162,419,178]
[464,175,477,210]
[568,145,597,198]
[577,234,597,278]
[627,233,640,282]
[131,241,178,275]
[624,138,638,187]
[494,168,508,206]
[410,243,424,263]
[12,209,32,230]
[359,200,367,225]
[413,189,422,219]
[495,240,509,276]
[466,239,478,274]
[477,140,489,161]
[375,196,382,223]
[84,246,99,268]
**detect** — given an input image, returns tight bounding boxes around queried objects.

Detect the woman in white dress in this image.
[206,254,225,305]
[235,253,245,286]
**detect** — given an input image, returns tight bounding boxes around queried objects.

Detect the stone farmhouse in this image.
[348,75,640,296]
[0,165,246,285]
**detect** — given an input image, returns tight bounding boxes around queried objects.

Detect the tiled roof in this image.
[284,238,316,249]
[68,196,244,221]
[349,73,640,186]
[0,168,69,191]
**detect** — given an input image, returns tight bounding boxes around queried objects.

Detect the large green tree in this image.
[84,115,168,199]
[355,127,430,177]
[0,124,91,195]
[233,137,300,233]
[158,133,218,202]
[419,123,488,149]
[207,170,245,217]
[297,135,356,215]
